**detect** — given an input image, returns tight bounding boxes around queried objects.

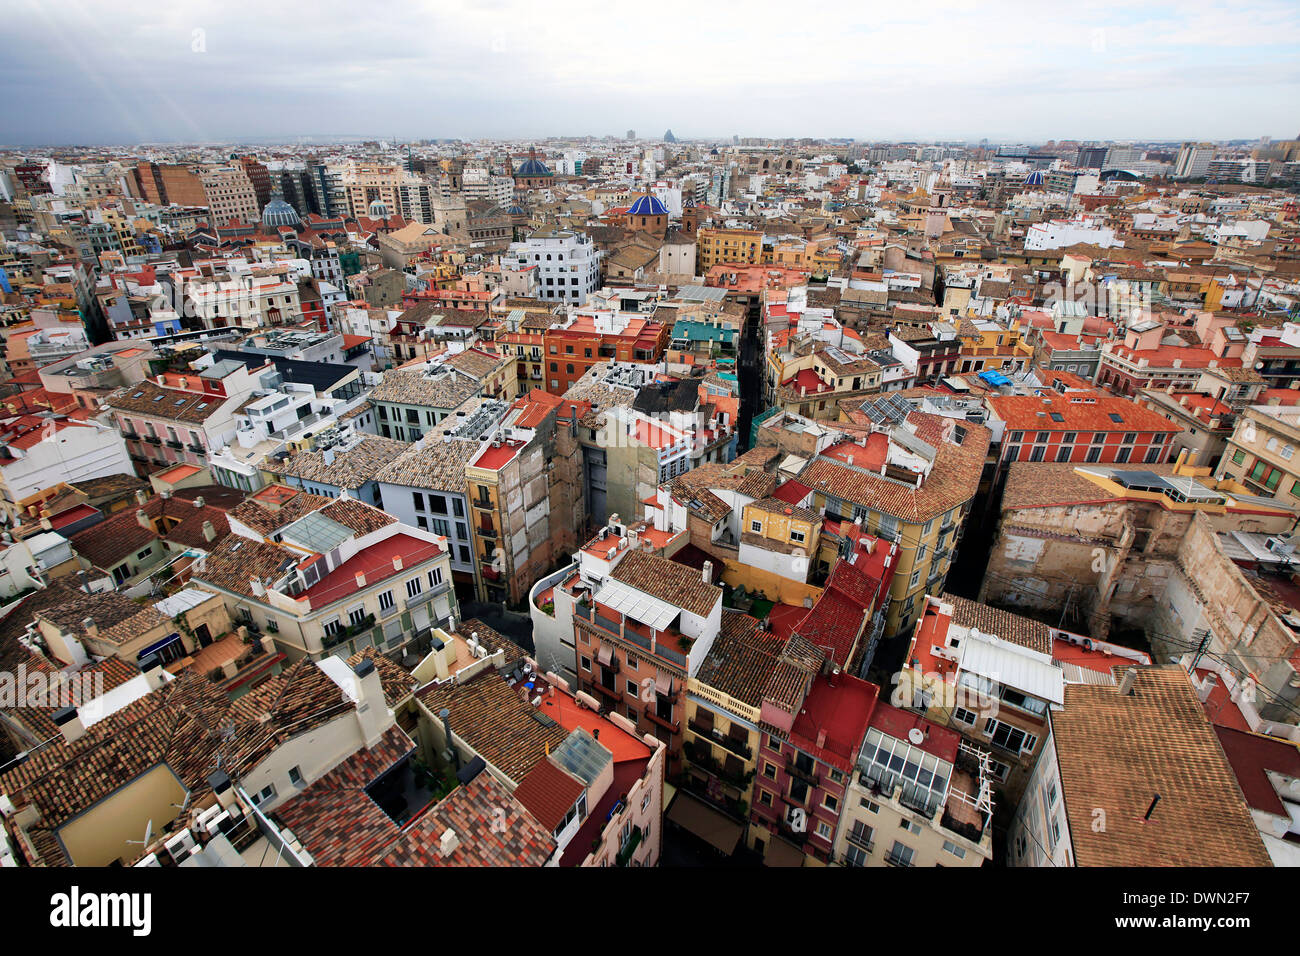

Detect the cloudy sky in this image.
[2,0,1298,145]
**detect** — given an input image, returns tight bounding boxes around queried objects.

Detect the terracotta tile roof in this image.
[105,379,224,424]
[68,507,159,570]
[415,670,568,783]
[347,646,417,707]
[318,498,396,537]
[370,366,482,410]
[748,495,820,524]
[228,487,333,536]
[193,534,298,600]
[1001,462,1177,510]
[275,436,408,489]
[0,672,233,854]
[34,585,168,646]
[988,393,1180,433]
[938,592,1052,655]
[512,756,586,832]
[0,653,139,740]
[161,503,231,550]
[801,411,990,524]
[611,548,720,618]
[1052,667,1273,867]
[271,726,415,867]
[378,771,555,866]
[694,612,786,708]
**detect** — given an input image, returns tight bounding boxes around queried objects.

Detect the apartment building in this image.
[106,358,267,479]
[697,227,763,270]
[193,489,457,662]
[901,594,1064,802]
[799,399,991,637]
[501,230,600,305]
[1216,403,1300,501]
[568,528,725,772]
[199,166,260,225]
[542,310,670,395]
[369,364,484,442]
[0,416,132,524]
[748,664,877,867]
[464,390,585,604]
[835,702,993,867]
[987,391,1180,475]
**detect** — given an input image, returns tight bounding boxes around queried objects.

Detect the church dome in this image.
[514,147,552,180]
[262,198,301,229]
[368,198,391,218]
[627,194,669,217]
[1023,170,1044,187]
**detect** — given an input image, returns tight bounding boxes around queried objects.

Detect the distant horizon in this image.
[2,0,1297,146]
[2,133,1296,152]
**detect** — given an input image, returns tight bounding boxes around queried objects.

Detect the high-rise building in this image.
[1173,142,1215,179]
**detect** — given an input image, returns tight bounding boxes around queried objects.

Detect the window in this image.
[953,707,977,725]
[428,567,443,588]
[750,519,762,533]
[815,821,833,840]
[406,578,423,599]
[348,605,368,627]
[626,679,638,696]
[899,818,921,835]
[887,841,915,867]
[1232,449,1245,465]
[1115,446,1131,463]
[250,783,277,806]
[860,798,879,813]
[942,840,966,859]
[790,529,805,544]
[758,789,773,807]
[984,718,1037,754]
[289,766,304,786]
[580,656,591,671]
[763,762,777,780]
[378,590,395,613]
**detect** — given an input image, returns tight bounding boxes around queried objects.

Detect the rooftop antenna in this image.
[1141,793,1161,823]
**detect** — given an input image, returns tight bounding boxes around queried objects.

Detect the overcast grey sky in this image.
[2,0,1298,145]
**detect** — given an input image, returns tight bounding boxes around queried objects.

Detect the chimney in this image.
[201,520,216,543]
[135,489,148,506]
[352,657,388,748]
[1197,671,1217,703]
[207,769,236,810]
[816,729,827,748]
[193,496,205,509]
[51,705,85,744]
[1118,667,1137,696]
[136,508,152,531]
[81,617,98,640]
[702,560,713,583]
[140,653,166,691]
[439,707,460,770]
[355,571,367,588]
[392,555,403,571]
[438,827,461,859]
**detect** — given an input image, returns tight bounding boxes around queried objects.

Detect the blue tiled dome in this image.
[507,204,528,216]
[628,194,668,216]
[1023,170,1044,187]
[514,148,552,179]
[262,198,301,229]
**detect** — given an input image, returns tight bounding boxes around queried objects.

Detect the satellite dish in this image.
[908,728,925,745]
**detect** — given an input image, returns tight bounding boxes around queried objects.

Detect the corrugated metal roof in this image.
[959,631,1064,705]
[592,578,680,632]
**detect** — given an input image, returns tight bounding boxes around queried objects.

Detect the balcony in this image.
[682,740,753,788]
[187,443,205,454]
[785,757,820,788]
[687,720,753,759]
[846,830,874,854]
[142,435,161,445]
[615,826,643,867]
[593,680,622,702]
[646,709,680,735]
[884,849,913,867]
